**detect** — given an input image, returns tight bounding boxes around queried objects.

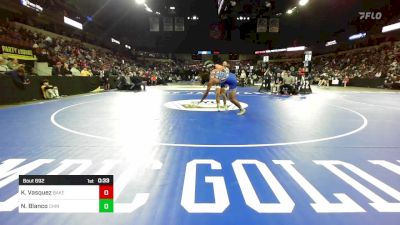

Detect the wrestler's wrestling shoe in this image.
[218,105,228,111]
[237,109,246,116]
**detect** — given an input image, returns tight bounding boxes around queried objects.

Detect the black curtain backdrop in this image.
[0,75,117,105]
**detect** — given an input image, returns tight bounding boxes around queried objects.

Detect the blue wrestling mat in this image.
[0,87,399,225]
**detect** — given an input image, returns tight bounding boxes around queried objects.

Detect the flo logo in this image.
[164,99,248,112]
[359,12,382,20]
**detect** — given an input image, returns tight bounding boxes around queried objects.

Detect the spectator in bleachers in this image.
[0,55,10,72]
[63,63,72,76]
[52,61,68,76]
[0,26,6,36]
[44,36,52,45]
[393,76,400,89]
[80,67,92,76]
[70,63,81,76]
[6,67,30,88]
[384,75,396,89]
[32,41,39,49]
[7,58,23,71]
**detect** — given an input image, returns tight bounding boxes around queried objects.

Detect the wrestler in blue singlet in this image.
[215,71,238,90]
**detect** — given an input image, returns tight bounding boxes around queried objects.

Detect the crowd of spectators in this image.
[313,41,400,89]
[1,18,400,95]
[0,21,199,92]
[0,56,30,88]
[246,41,400,90]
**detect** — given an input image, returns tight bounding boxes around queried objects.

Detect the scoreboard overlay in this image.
[18,175,113,213]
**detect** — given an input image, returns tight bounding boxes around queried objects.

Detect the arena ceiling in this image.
[65,0,395,53]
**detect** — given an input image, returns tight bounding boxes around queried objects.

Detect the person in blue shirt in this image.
[199,60,246,116]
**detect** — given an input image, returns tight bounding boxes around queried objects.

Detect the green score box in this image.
[99,199,114,213]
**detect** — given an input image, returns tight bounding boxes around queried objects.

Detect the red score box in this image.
[99,185,113,199]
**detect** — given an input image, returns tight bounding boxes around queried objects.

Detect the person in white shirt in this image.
[41,79,60,99]
[70,64,81,76]
[0,56,10,72]
[240,70,247,87]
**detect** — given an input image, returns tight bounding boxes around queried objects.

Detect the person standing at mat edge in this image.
[200,60,246,116]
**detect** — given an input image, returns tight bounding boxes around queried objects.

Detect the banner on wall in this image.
[163,17,173,32]
[257,18,268,33]
[269,18,279,33]
[149,17,160,32]
[174,17,185,31]
[1,44,37,60]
